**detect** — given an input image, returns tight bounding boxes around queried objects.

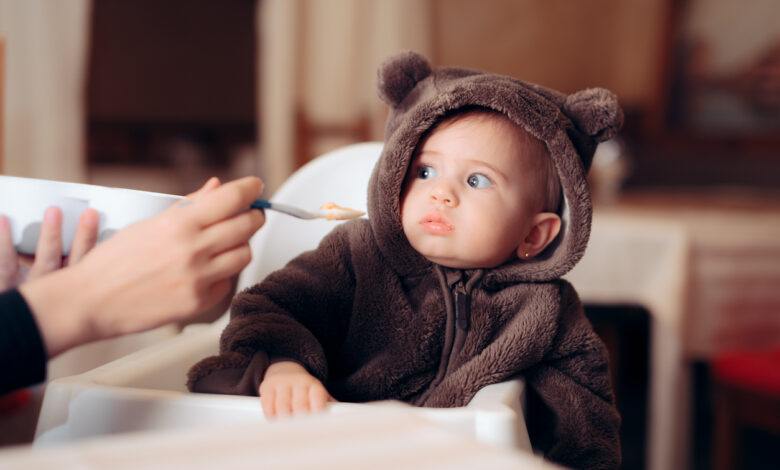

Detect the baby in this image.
[189,51,622,469]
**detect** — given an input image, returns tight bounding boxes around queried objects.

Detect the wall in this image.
[430,0,666,107]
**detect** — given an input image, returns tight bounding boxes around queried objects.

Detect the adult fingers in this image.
[185,177,263,228]
[17,253,35,269]
[182,176,221,201]
[198,208,264,257]
[200,244,253,285]
[28,207,63,280]
[66,209,100,266]
[0,216,20,290]
[192,279,233,319]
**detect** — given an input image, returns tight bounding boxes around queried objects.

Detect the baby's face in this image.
[400,113,545,269]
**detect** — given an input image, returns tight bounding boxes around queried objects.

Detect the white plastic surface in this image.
[35,322,529,451]
[0,175,181,255]
[13,402,550,470]
[35,142,530,452]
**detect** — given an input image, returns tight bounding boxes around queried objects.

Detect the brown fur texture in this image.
[188,51,622,469]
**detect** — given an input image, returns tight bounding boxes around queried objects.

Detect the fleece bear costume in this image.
[188,51,623,469]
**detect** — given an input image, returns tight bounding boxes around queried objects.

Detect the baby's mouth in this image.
[420,212,454,233]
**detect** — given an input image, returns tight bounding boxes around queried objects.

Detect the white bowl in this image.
[0,175,182,255]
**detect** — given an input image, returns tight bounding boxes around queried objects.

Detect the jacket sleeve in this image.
[523,281,622,470]
[187,225,358,395]
[0,289,48,395]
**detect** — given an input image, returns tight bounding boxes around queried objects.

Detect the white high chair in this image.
[34,143,530,452]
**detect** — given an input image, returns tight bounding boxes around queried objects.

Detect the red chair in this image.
[712,346,780,470]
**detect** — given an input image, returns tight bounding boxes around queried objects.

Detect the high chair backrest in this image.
[236,142,383,294]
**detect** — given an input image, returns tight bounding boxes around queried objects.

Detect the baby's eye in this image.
[417,165,437,180]
[467,173,493,189]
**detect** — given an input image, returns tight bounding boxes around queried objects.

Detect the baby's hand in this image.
[259,360,332,418]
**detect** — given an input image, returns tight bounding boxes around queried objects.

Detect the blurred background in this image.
[1,1,779,469]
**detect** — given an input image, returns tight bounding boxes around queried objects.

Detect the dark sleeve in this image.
[187,225,357,395]
[0,289,47,395]
[524,281,622,470]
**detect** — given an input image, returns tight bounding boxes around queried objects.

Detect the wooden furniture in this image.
[577,192,780,470]
[294,106,370,170]
[603,192,780,359]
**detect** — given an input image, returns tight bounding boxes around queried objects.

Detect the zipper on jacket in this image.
[446,277,470,376]
[416,268,481,405]
[454,280,469,331]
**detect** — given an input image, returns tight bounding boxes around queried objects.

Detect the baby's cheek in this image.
[468,204,505,229]
[400,199,418,231]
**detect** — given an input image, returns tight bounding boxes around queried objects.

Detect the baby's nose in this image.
[430,185,457,206]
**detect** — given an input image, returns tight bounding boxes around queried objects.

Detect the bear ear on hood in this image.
[563,88,623,143]
[377,51,432,107]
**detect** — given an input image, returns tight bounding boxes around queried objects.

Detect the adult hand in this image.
[0,177,220,291]
[0,207,99,291]
[18,176,265,357]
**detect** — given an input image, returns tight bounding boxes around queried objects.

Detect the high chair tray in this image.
[35,321,531,452]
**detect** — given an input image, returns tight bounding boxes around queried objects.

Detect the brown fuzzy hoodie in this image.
[188,51,623,469]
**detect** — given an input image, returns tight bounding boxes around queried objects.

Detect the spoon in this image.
[250,199,365,220]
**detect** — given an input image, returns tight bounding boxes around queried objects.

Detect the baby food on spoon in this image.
[319,202,365,220]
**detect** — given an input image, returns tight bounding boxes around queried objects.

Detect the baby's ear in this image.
[518,213,562,260]
[377,51,432,107]
[563,88,623,143]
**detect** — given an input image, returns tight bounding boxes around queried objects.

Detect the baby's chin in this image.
[422,253,515,270]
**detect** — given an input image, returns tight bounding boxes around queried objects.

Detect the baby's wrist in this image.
[265,360,308,376]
